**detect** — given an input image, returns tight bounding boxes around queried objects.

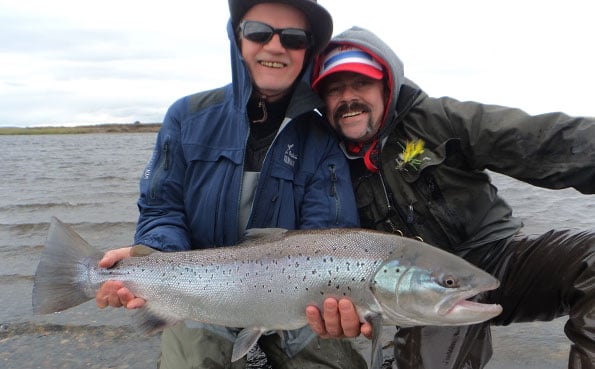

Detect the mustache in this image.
[333,101,371,122]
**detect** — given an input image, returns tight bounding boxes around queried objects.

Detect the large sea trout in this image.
[33,217,502,368]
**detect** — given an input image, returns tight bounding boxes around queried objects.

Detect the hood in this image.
[227,19,323,121]
[312,26,406,169]
[228,0,333,55]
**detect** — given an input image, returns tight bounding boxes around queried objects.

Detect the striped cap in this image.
[312,45,383,90]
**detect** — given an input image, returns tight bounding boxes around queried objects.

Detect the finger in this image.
[95,281,112,308]
[98,247,133,268]
[117,287,135,305]
[361,322,374,340]
[338,298,361,337]
[95,280,123,308]
[322,298,343,337]
[96,294,109,309]
[108,292,123,308]
[116,288,146,309]
[126,297,147,310]
[305,305,328,337]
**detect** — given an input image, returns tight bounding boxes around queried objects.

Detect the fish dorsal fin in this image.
[240,228,289,245]
[232,327,266,362]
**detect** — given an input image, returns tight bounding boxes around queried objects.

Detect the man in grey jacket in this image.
[306,26,595,369]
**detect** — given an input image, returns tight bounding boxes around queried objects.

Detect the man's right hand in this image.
[306,298,373,339]
[95,247,147,309]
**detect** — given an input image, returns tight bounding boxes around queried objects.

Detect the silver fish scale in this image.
[89,229,405,329]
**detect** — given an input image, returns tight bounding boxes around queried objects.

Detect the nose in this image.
[263,34,285,51]
[338,83,358,101]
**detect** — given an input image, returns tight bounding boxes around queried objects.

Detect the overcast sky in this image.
[1,0,593,127]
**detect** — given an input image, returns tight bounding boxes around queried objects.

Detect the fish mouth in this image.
[437,283,502,322]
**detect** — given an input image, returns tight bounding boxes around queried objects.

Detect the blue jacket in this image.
[134,21,359,251]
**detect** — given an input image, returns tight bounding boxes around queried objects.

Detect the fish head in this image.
[370,243,503,327]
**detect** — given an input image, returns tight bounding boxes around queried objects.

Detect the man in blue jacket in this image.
[94,1,365,368]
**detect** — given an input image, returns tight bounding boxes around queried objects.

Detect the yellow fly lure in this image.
[396,139,430,171]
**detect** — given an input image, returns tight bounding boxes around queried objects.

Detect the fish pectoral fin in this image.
[365,313,384,369]
[232,327,266,362]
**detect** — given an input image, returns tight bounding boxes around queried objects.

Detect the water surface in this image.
[1,133,592,368]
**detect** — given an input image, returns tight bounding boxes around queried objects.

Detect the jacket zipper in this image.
[328,164,340,224]
[377,168,420,238]
[149,136,170,200]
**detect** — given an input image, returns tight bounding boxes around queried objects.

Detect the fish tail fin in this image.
[32,217,102,314]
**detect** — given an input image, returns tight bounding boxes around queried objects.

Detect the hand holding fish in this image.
[306,298,373,339]
[96,246,146,310]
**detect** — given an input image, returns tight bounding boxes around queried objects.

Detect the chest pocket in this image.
[380,138,469,248]
[251,158,302,228]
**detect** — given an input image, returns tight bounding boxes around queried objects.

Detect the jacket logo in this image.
[284,144,298,167]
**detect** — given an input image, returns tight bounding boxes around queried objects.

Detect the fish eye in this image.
[439,274,459,288]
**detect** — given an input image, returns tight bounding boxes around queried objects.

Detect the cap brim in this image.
[312,62,384,91]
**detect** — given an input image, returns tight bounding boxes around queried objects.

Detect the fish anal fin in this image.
[232,327,265,362]
[133,304,181,335]
[365,313,384,369]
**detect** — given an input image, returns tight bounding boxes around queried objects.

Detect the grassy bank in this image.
[0,123,162,135]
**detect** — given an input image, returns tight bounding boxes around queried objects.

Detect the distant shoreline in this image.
[0,123,162,135]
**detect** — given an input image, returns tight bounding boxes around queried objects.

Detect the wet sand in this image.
[1,295,569,369]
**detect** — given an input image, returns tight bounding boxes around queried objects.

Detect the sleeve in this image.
[134,98,192,251]
[440,97,595,194]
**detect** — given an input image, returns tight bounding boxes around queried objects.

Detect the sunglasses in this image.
[239,20,312,50]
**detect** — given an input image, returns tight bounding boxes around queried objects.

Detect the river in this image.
[1,133,592,368]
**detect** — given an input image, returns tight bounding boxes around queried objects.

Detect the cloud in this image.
[1,0,593,127]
